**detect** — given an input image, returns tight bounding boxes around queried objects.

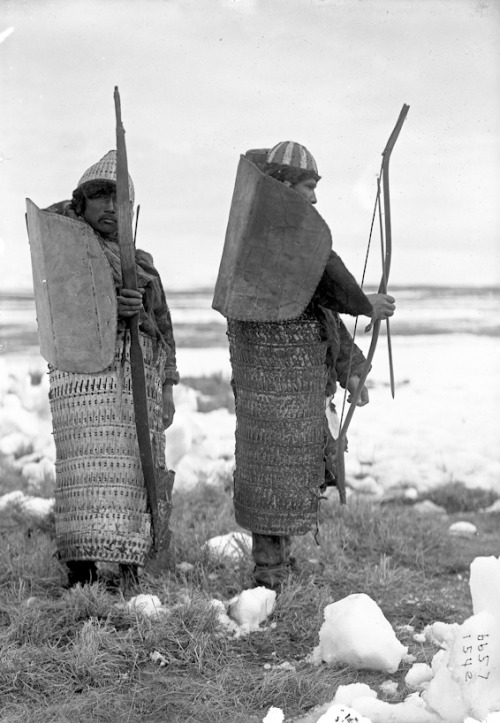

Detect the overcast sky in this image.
[1,0,499,291]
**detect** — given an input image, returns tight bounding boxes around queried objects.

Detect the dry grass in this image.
[2,476,500,723]
[424,480,499,513]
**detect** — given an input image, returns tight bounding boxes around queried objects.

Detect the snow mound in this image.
[125,594,167,618]
[203,531,251,560]
[311,593,408,673]
[228,586,276,632]
[0,490,54,530]
[448,521,478,537]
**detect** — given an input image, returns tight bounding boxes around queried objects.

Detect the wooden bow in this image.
[114,86,160,554]
[335,104,410,503]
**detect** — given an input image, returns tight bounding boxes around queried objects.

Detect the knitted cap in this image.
[266,141,319,175]
[77,150,135,205]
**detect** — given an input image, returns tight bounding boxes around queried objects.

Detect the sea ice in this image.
[352,691,443,723]
[0,490,54,527]
[470,556,500,616]
[164,409,195,468]
[379,680,399,697]
[203,531,251,560]
[227,586,276,630]
[448,521,478,538]
[2,336,500,501]
[334,683,377,707]
[0,490,24,511]
[262,708,285,723]
[412,500,447,516]
[482,500,500,514]
[422,557,500,720]
[316,704,371,723]
[21,456,55,487]
[0,393,39,438]
[125,594,166,618]
[150,650,168,667]
[404,663,433,691]
[311,593,408,673]
[324,684,443,723]
[423,620,460,648]
[209,598,240,635]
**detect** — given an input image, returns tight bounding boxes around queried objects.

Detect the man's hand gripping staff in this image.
[114,86,160,555]
[335,104,410,504]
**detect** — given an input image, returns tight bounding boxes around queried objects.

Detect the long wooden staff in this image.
[114,86,159,555]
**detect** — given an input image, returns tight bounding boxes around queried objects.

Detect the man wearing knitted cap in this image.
[213,141,395,591]
[29,150,178,589]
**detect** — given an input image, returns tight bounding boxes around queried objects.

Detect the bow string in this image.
[335,103,410,503]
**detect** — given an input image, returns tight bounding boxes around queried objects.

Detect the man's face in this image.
[83,192,117,235]
[292,178,318,205]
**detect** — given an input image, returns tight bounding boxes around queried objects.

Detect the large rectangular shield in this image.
[212,156,332,321]
[26,199,117,373]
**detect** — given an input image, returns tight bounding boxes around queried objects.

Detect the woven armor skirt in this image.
[228,316,328,536]
[49,331,171,566]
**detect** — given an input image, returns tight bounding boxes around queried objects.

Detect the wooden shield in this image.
[212,156,332,321]
[26,199,117,372]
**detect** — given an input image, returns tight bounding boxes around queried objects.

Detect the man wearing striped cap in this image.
[32,150,179,589]
[213,141,395,590]
[266,140,320,176]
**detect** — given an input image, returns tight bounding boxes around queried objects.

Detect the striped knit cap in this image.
[77,150,135,205]
[266,141,319,176]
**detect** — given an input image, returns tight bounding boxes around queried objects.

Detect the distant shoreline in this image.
[1,283,500,298]
[2,287,499,349]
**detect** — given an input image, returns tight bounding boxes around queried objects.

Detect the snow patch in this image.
[310,593,408,674]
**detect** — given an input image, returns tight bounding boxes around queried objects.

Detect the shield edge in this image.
[26,199,117,373]
[212,156,332,321]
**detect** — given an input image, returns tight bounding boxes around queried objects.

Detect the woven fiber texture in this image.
[77,150,135,206]
[50,330,171,565]
[228,315,327,535]
[266,141,318,174]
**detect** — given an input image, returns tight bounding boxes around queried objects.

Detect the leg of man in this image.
[252,533,293,590]
[66,560,98,586]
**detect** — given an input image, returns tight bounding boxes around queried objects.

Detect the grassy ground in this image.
[1,473,500,723]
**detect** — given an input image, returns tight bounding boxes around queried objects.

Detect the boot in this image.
[251,533,294,592]
[66,560,98,587]
[119,563,139,592]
